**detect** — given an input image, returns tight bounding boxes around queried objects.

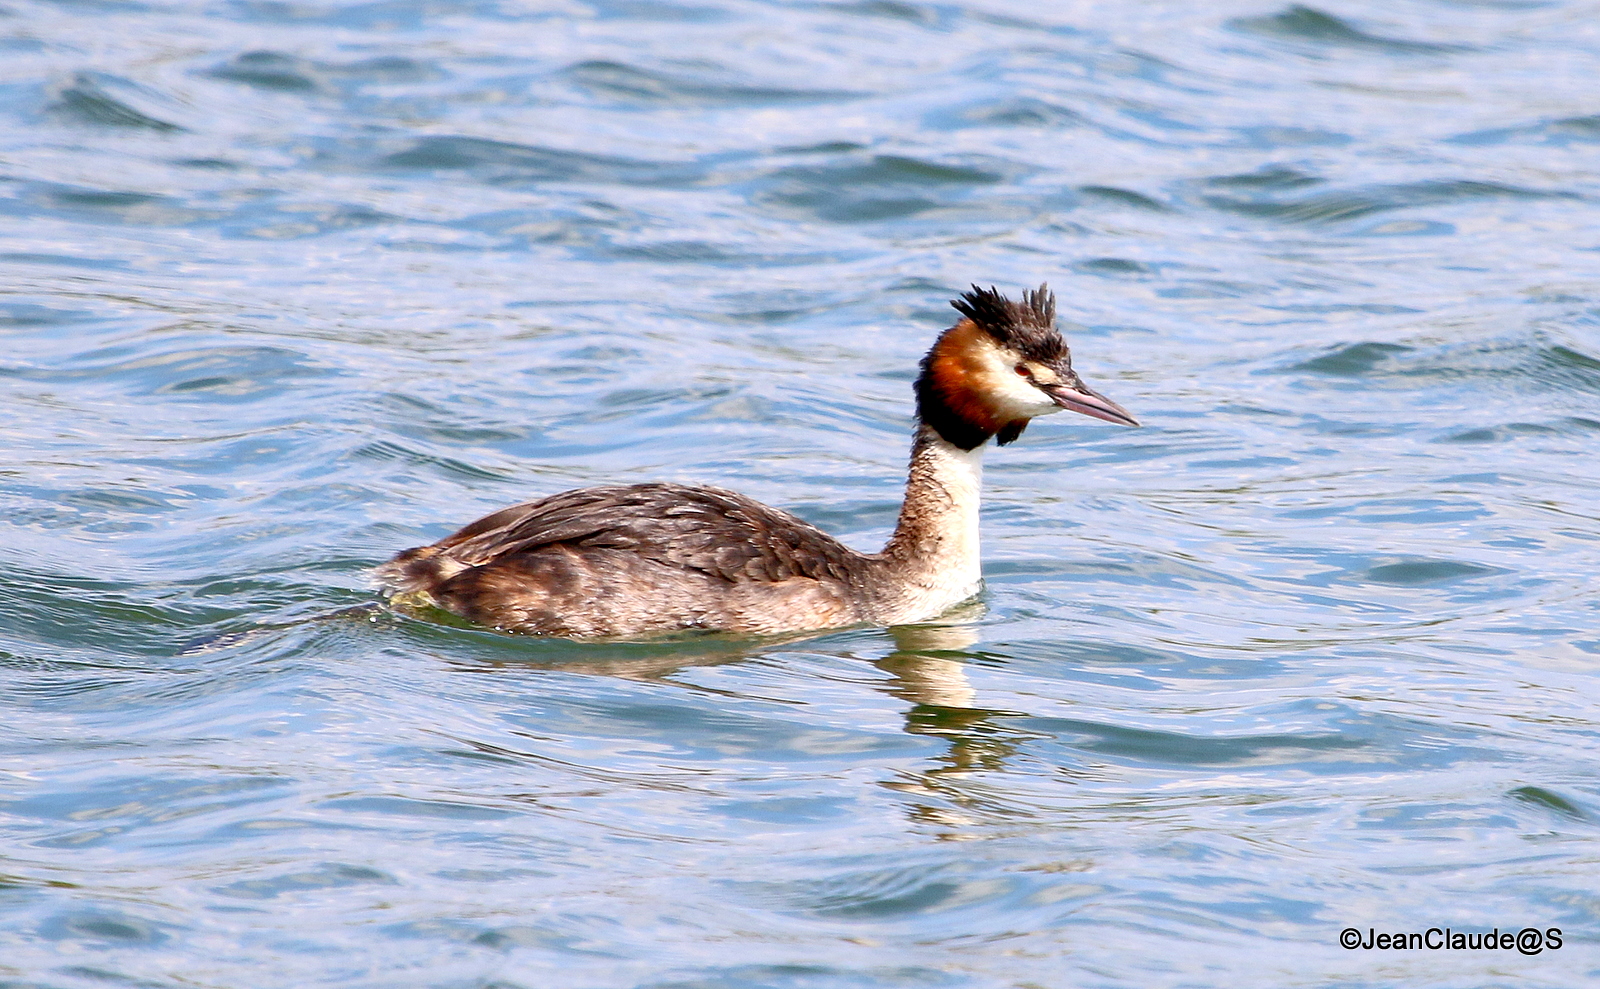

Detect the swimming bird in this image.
[377,285,1138,638]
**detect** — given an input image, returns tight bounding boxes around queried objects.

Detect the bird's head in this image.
[915,284,1139,450]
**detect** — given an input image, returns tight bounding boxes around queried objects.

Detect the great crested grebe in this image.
[378,285,1138,638]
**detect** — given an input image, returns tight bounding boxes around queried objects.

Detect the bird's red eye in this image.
[1014,364,1030,377]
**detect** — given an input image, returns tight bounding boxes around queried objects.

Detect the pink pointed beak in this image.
[1043,378,1140,427]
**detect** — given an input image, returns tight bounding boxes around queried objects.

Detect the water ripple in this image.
[3,1,1600,986]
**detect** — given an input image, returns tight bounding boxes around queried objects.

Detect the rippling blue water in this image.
[4,1,1600,986]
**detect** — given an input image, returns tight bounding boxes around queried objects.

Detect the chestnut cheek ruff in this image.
[915,320,1005,451]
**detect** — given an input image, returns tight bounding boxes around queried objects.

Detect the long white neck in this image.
[872,424,986,623]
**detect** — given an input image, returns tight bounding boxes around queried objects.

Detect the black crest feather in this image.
[951,284,1066,363]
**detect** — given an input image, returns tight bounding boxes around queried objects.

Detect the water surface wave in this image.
[3,1,1600,987]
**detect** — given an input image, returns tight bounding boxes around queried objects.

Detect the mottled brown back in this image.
[377,482,872,635]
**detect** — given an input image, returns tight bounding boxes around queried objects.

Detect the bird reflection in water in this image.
[369,601,1028,837]
[195,601,1025,815]
[875,618,1029,835]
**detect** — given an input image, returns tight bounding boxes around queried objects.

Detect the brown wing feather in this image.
[391,482,862,587]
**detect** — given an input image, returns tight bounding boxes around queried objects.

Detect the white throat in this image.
[921,436,984,557]
[875,426,987,624]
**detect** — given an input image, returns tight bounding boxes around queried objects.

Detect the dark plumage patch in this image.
[951,284,1068,364]
[995,419,1027,445]
[915,340,994,451]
